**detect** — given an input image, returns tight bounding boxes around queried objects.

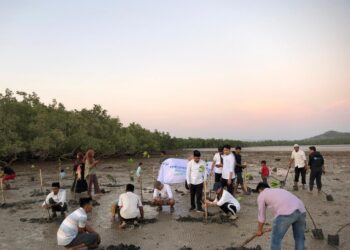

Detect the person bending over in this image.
[42,182,67,218]
[118,184,144,229]
[57,197,100,250]
[152,181,175,212]
[0,164,16,189]
[205,182,240,220]
[255,182,306,250]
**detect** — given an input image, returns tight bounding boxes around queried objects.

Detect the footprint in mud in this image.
[106,244,141,250]
[225,246,262,250]
[20,217,63,224]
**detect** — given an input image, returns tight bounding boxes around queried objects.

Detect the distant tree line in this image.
[0,89,244,161]
[1,89,348,161]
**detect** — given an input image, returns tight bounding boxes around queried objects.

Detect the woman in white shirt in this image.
[152,181,175,212]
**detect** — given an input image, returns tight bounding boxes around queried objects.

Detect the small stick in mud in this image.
[140,176,143,202]
[1,178,5,204]
[39,168,44,193]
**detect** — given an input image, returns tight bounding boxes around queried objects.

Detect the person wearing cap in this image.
[221,144,236,195]
[152,181,175,212]
[255,182,306,250]
[42,182,67,218]
[57,197,101,249]
[289,144,307,190]
[205,182,240,220]
[210,146,223,183]
[308,146,325,193]
[186,150,207,212]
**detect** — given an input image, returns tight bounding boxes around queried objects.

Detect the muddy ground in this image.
[0,149,349,250]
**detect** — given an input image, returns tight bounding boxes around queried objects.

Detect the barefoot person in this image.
[289,144,307,190]
[152,181,175,212]
[255,182,306,250]
[42,182,67,218]
[84,149,101,197]
[221,145,236,195]
[205,182,240,220]
[308,146,325,193]
[186,150,207,212]
[210,146,223,183]
[57,197,101,250]
[118,184,144,229]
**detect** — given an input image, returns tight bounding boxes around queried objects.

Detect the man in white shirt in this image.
[57,197,100,249]
[205,182,240,220]
[42,182,67,218]
[152,181,175,212]
[210,146,223,183]
[221,145,236,195]
[118,184,144,229]
[289,144,307,190]
[186,150,207,212]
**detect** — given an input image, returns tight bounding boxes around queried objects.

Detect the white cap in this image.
[293,144,299,148]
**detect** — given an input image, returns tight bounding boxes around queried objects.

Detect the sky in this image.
[0,0,349,140]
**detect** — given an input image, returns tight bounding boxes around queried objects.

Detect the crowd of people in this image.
[25,144,325,250]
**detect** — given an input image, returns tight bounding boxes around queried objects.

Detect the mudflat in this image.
[1,149,349,250]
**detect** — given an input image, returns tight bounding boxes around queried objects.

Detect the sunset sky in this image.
[0,0,349,140]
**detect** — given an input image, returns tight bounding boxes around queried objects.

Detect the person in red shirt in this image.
[260,160,269,184]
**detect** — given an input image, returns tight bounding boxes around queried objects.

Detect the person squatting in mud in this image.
[205,182,240,220]
[118,184,144,229]
[0,163,16,189]
[42,182,67,218]
[152,180,175,212]
[57,197,101,250]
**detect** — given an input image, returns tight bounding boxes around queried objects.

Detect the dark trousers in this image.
[214,173,222,183]
[221,178,234,195]
[294,167,306,184]
[190,183,203,210]
[48,198,67,214]
[309,169,322,190]
[219,202,237,215]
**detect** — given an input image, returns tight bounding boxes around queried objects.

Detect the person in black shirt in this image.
[308,146,325,193]
[233,146,247,194]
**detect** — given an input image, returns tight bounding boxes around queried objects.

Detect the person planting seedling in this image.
[205,182,240,220]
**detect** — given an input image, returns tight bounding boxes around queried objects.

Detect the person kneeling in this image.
[205,182,240,220]
[152,181,175,212]
[118,184,144,229]
[57,197,101,250]
[42,182,67,218]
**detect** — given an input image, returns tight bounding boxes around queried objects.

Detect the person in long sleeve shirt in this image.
[308,146,325,192]
[221,145,236,195]
[186,150,207,212]
[255,182,306,250]
[42,182,67,218]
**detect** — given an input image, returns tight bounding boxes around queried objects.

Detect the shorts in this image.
[65,232,100,248]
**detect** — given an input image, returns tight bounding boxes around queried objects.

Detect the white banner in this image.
[157,158,212,184]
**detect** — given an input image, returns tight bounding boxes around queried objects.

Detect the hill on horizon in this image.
[305,130,350,141]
